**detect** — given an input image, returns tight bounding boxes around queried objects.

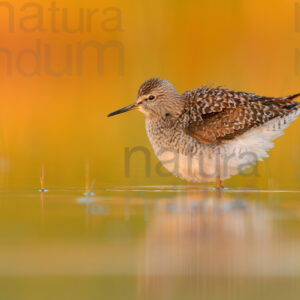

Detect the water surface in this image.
[0,186,300,299]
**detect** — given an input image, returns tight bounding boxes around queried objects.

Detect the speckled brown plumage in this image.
[108,78,300,184]
[137,78,165,98]
[180,86,300,144]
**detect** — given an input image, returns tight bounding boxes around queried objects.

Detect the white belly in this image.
[150,110,299,182]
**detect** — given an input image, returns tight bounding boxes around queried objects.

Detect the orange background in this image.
[0,0,299,189]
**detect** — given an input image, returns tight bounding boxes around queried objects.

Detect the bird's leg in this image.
[216,176,224,190]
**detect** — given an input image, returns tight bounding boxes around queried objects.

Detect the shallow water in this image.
[0,186,300,299]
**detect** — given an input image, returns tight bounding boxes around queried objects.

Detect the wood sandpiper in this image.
[108,78,300,189]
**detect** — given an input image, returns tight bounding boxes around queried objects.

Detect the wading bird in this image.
[108,78,300,189]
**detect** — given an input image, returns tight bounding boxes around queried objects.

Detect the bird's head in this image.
[107,78,183,119]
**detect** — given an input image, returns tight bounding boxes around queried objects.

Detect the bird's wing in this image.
[181,87,300,144]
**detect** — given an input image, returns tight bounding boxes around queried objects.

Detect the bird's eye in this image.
[148,95,155,100]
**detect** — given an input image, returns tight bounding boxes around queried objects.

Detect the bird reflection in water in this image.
[137,189,295,300]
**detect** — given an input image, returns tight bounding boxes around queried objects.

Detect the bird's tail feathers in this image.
[280,93,300,101]
[285,102,300,109]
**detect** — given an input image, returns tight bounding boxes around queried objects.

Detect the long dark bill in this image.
[107,103,136,117]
